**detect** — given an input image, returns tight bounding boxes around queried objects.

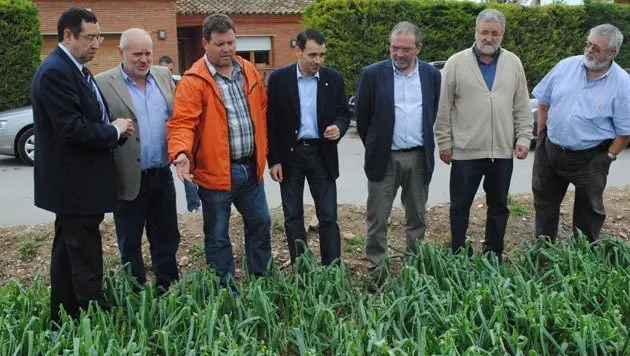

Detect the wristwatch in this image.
[607,152,617,162]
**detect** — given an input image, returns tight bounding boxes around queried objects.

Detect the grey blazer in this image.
[95,65,175,201]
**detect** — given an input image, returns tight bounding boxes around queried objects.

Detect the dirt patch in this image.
[1,186,629,286]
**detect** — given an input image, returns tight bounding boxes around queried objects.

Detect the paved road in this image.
[1,131,628,227]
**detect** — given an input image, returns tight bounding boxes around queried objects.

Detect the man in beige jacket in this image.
[434,9,533,261]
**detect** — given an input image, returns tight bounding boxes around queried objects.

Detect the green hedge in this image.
[0,0,41,112]
[304,0,629,95]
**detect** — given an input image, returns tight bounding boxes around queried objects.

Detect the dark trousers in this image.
[280,143,340,266]
[198,162,272,285]
[449,158,513,255]
[532,133,611,242]
[113,166,180,290]
[51,214,110,323]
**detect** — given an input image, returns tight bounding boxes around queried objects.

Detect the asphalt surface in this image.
[1,130,628,227]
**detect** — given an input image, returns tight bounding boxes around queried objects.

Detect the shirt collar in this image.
[119,64,153,84]
[57,43,84,73]
[296,62,320,80]
[392,59,418,77]
[472,44,501,64]
[204,54,240,77]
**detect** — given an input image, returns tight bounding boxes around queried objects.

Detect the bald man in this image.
[95,28,180,290]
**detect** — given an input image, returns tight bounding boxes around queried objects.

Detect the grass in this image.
[271,218,284,232]
[188,244,205,263]
[342,235,365,253]
[1,237,629,354]
[508,194,528,216]
[18,238,37,261]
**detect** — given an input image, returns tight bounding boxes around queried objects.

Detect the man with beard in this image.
[95,28,180,291]
[531,24,630,243]
[355,22,441,286]
[434,9,533,261]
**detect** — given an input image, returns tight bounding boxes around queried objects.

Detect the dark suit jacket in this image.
[266,64,351,179]
[355,59,441,183]
[31,46,120,215]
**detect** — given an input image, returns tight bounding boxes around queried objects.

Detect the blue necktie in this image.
[82,66,107,122]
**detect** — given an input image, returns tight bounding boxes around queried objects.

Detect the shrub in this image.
[304,0,629,95]
[0,0,41,112]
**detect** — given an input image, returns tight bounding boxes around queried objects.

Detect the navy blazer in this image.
[266,64,351,179]
[355,59,441,183]
[31,46,120,215]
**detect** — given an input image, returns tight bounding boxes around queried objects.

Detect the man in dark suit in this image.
[95,28,180,291]
[355,22,441,283]
[30,7,133,323]
[267,29,351,266]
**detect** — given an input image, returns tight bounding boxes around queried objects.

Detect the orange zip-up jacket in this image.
[167,55,268,191]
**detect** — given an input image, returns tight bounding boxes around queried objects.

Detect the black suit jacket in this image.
[31,46,120,215]
[355,59,441,183]
[266,64,351,179]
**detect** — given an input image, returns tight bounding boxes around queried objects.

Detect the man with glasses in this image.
[435,9,533,262]
[30,7,133,324]
[355,22,441,286]
[532,24,630,243]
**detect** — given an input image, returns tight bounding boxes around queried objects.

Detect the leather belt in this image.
[296,138,321,146]
[232,156,254,164]
[141,165,168,176]
[391,146,424,153]
[546,137,610,154]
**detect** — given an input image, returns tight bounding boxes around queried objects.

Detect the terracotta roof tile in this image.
[177,0,316,16]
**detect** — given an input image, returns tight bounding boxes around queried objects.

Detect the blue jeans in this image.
[280,144,340,265]
[198,162,272,284]
[114,166,180,289]
[183,180,201,212]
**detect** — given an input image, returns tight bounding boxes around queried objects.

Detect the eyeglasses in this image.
[584,41,614,55]
[390,46,417,55]
[477,30,502,38]
[78,34,105,45]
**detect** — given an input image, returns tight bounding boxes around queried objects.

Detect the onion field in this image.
[1,237,629,355]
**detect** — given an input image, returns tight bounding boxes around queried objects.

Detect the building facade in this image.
[34,0,315,76]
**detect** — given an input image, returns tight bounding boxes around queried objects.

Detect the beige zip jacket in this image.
[434,47,533,160]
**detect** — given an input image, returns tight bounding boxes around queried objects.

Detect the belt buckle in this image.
[303,140,310,146]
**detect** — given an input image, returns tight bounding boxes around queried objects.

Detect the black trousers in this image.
[449,158,513,256]
[50,214,110,323]
[280,143,340,265]
[532,132,611,242]
[113,166,180,290]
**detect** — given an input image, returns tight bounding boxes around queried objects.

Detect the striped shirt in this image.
[204,55,255,160]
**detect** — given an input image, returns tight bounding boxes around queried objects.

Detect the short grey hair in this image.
[390,21,422,46]
[589,24,623,56]
[119,28,153,51]
[476,9,506,32]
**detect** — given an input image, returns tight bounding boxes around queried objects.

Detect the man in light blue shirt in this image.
[532,24,630,243]
[95,28,180,291]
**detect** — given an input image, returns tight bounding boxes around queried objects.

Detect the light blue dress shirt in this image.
[58,43,110,125]
[392,61,424,150]
[121,67,170,170]
[296,64,320,140]
[533,55,630,150]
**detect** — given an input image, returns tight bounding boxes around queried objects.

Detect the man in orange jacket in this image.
[167,14,271,288]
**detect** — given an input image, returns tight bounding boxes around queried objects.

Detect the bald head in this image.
[118,28,153,80]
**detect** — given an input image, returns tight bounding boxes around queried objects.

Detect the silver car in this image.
[0,106,34,165]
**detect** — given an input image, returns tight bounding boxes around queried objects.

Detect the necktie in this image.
[82,66,95,93]
[82,66,107,123]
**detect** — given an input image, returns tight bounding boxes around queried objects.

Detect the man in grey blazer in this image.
[95,28,180,290]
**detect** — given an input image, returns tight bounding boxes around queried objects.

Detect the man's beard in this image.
[583,51,608,71]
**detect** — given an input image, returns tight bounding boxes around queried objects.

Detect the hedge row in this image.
[303,0,629,95]
[0,0,41,112]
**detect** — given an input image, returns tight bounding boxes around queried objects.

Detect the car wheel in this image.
[17,127,34,165]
